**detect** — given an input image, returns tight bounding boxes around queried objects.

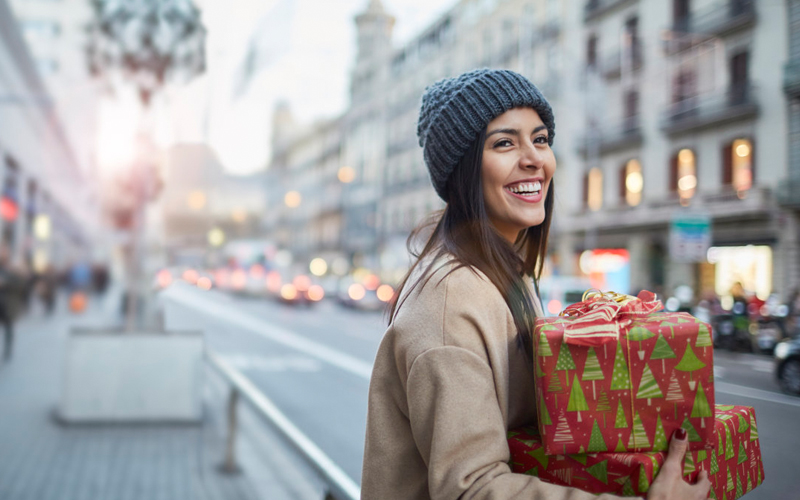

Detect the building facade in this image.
[269,0,799,302]
[0,0,96,269]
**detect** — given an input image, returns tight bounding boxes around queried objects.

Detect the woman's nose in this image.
[519,143,543,169]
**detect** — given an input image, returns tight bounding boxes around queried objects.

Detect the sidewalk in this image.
[0,294,321,500]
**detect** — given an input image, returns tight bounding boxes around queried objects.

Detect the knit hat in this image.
[416,69,555,201]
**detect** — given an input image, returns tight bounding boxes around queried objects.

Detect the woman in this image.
[361,69,710,500]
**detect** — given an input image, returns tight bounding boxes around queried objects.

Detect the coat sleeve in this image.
[406,347,626,500]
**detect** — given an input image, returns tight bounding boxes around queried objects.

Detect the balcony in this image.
[601,42,643,80]
[784,60,800,98]
[536,19,561,42]
[577,115,642,158]
[584,0,638,23]
[664,0,756,55]
[660,84,759,136]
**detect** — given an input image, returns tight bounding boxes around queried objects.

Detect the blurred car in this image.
[337,276,394,312]
[775,337,800,395]
[275,273,325,307]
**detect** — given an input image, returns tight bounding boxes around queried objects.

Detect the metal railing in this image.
[672,0,755,37]
[206,349,361,500]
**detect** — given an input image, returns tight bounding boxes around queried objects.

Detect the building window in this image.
[671,148,697,203]
[729,51,750,105]
[585,167,603,211]
[621,159,643,206]
[723,138,754,194]
[586,34,598,68]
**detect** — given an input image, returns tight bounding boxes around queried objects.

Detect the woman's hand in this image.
[647,428,712,500]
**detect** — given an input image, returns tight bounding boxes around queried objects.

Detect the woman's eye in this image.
[534,135,548,144]
[494,139,513,147]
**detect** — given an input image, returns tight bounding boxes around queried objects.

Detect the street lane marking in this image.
[714,366,726,379]
[224,355,323,373]
[162,285,373,380]
[715,381,800,408]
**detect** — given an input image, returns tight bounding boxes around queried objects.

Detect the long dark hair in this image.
[388,127,555,356]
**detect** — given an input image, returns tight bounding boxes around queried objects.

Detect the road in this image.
[161,283,800,499]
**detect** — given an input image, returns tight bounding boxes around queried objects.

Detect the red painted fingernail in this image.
[675,428,687,440]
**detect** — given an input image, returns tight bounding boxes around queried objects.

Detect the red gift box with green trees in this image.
[508,405,763,499]
[533,291,714,455]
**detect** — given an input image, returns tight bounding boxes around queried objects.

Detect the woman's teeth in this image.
[505,181,542,195]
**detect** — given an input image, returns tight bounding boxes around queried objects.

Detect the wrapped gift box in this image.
[533,291,715,455]
[508,405,764,499]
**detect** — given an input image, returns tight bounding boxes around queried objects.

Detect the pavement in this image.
[0,292,324,500]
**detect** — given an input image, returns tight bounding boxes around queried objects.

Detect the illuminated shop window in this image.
[586,167,603,211]
[671,148,696,204]
[623,159,643,207]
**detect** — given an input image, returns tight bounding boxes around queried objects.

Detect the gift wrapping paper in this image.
[534,303,715,455]
[508,405,764,499]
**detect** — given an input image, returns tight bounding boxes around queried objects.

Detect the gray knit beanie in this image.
[417,69,555,201]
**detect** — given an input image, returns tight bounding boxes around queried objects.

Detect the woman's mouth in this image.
[504,181,543,202]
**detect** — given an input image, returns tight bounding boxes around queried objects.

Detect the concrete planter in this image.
[59,328,204,423]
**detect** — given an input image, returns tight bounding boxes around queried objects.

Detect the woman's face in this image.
[481,107,556,243]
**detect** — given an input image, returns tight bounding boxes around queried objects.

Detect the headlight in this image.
[775,342,791,360]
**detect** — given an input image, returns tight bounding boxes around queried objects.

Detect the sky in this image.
[163,0,458,176]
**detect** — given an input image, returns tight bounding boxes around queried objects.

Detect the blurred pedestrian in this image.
[361,69,708,500]
[0,247,25,362]
[37,264,58,315]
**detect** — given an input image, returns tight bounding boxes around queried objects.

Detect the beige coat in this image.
[362,258,625,500]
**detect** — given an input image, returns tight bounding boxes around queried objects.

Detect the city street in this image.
[162,283,800,499]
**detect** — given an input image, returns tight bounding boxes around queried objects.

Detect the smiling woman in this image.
[361,69,710,500]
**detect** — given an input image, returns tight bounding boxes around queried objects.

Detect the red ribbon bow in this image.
[559,290,662,346]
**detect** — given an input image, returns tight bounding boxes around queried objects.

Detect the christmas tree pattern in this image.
[675,340,706,381]
[615,436,626,452]
[725,425,735,460]
[649,454,661,478]
[638,464,651,493]
[650,334,677,371]
[538,328,554,357]
[548,374,563,393]
[682,417,701,442]
[628,411,650,449]
[750,446,757,469]
[710,487,718,499]
[710,449,720,474]
[526,446,549,469]
[535,356,545,378]
[556,343,576,372]
[553,411,574,453]
[523,466,538,477]
[747,473,753,493]
[717,429,724,456]
[653,414,668,451]
[587,420,607,452]
[627,326,655,358]
[757,467,762,486]
[610,342,631,390]
[636,364,664,404]
[621,477,636,496]
[716,404,735,411]
[586,459,609,484]
[683,452,696,475]
[735,472,743,498]
[582,348,604,398]
[750,418,759,441]
[595,390,611,428]
[737,442,747,465]
[567,375,589,421]
[665,373,683,420]
[551,468,573,485]
[696,323,713,348]
[538,394,552,425]
[614,400,628,429]
[691,381,712,428]
[737,413,749,433]
[569,453,587,465]
[726,467,734,492]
